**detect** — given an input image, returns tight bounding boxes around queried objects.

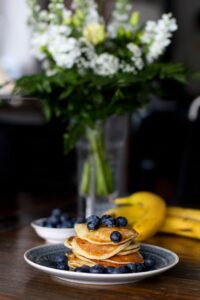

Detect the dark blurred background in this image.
[0,0,200,213]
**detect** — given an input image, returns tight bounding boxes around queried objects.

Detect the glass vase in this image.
[76,115,129,217]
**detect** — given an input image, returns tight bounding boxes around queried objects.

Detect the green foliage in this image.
[14,62,188,152]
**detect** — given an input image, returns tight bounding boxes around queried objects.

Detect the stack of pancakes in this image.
[65,223,144,269]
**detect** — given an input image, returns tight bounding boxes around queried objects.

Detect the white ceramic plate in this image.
[31,218,76,243]
[24,243,179,285]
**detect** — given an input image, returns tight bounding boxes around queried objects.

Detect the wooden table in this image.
[0,193,200,300]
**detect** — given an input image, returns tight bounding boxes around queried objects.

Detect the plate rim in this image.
[24,243,179,279]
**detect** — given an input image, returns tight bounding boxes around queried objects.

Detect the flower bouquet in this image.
[15,0,188,214]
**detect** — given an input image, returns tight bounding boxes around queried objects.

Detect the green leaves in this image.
[14,61,189,153]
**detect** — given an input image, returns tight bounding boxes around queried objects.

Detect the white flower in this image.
[92,53,119,76]
[31,32,48,60]
[120,62,136,73]
[63,9,72,21]
[127,43,144,70]
[141,13,178,63]
[48,24,71,37]
[107,1,132,38]
[49,37,81,69]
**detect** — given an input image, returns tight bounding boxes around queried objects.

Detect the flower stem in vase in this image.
[80,124,114,215]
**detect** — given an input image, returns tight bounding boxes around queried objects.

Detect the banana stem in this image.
[80,124,114,197]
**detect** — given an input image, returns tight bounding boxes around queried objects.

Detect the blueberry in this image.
[87,221,99,231]
[47,216,60,226]
[144,257,156,269]
[46,223,55,228]
[87,215,100,224]
[106,267,116,274]
[56,223,62,228]
[100,215,112,225]
[61,220,74,228]
[110,231,122,243]
[111,267,121,274]
[75,265,90,273]
[54,255,66,263]
[135,263,145,272]
[60,213,70,222]
[116,216,128,227]
[104,217,116,227]
[42,220,47,227]
[56,262,68,270]
[51,208,62,217]
[118,266,130,273]
[90,264,106,274]
[127,263,137,273]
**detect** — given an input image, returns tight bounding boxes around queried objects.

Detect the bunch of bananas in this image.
[106,192,200,241]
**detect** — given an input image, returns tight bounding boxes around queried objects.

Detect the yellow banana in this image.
[160,216,200,239]
[166,206,200,221]
[159,206,200,239]
[106,192,166,242]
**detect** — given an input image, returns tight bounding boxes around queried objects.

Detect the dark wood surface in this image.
[0,193,200,300]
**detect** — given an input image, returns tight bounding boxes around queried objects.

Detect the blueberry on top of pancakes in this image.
[110,231,122,243]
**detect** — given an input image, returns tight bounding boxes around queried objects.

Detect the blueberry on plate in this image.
[56,262,69,270]
[144,257,156,269]
[116,216,128,227]
[54,255,66,263]
[75,265,90,273]
[127,263,137,273]
[111,267,121,274]
[51,208,62,217]
[106,266,116,274]
[117,266,130,274]
[135,263,145,272]
[110,231,122,243]
[90,264,106,274]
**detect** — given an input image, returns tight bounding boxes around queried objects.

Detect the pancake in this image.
[64,236,74,249]
[117,248,140,255]
[67,253,95,269]
[72,237,131,260]
[104,252,144,264]
[74,251,143,266]
[75,223,138,245]
[67,253,121,269]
